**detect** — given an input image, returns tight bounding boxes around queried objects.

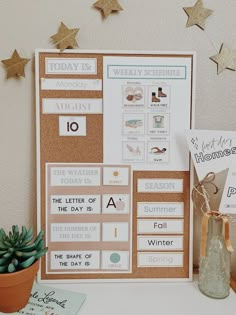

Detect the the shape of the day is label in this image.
[185,129,236,180]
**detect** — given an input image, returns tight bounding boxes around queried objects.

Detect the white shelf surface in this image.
[44,275,236,315]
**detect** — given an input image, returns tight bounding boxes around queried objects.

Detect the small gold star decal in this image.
[1,50,30,79]
[93,0,123,18]
[183,0,213,30]
[210,44,236,74]
[51,22,80,52]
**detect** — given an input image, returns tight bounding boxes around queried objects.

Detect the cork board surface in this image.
[36,50,194,282]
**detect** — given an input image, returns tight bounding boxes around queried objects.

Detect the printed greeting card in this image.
[219,158,236,214]
[0,282,86,315]
[185,129,236,180]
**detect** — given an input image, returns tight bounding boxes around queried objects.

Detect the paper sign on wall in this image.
[219,158,236,214]
[36,49,195,282]
[185,129,236,180]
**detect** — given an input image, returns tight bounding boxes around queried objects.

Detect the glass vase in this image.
[198,216,231,299]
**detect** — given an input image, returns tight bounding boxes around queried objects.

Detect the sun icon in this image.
[113,171,119,177]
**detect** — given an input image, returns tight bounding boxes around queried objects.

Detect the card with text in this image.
[0,282,86,315]
[219,158,236,214]
[185,129,236,180]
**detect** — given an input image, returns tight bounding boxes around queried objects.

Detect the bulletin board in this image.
[35,49,195,282]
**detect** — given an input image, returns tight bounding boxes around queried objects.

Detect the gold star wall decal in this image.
[51,22,80,52]
[93,0,123,18]
[183,0,213,30]
[1,50,30,79]
[210,44,236,74]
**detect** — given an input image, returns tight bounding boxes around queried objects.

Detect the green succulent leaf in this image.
[0,226,47,273]
[8,263,16,273]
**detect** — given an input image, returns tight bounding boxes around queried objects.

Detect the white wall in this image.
[0,0,236,270]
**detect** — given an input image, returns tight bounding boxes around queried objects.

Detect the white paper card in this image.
[102,222,129,242]
[137,202,184,217]
[41,78,102,90]
[45,57,97,75]
[138,252,183,267]
[185,129,236,180]
[103,166,129,186]
[137,178,183,193]
[51,251,100,270]
[220,158,236,214]
[137,219,184,234]
[59,116,86,136]
[101,251,129,270]
[102,194,130,214]
[42,98,103,114]
[50,167,101,186]
[50,223,100,242]
[50,195,101,214]
[137,236,183,250]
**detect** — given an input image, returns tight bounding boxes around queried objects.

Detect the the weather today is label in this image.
[50,167,101,186]
[50,195,101,214]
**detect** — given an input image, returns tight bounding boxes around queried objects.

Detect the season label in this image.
[137,178,183,193]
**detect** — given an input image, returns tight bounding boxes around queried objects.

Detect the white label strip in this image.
[102,194,130,214]
[50,195,101,214]
[137,202,184,217]
[137,219,184,234]
[41,78,102,91]
[45,58,97,75]
[42,98,103,114]
[51,251,100,270]
[50,223,100,242]
[50,167,101,186]
[59,116,86,136]
[102,222,129,242]
[103,166,129,186]
[101,251,130,270]
[138,252,184,267]
[137,236,183,250]
[137,178,183,193]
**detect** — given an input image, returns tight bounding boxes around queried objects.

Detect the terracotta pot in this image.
[0,259,39,313]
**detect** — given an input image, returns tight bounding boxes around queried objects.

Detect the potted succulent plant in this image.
[0,225,48,313]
